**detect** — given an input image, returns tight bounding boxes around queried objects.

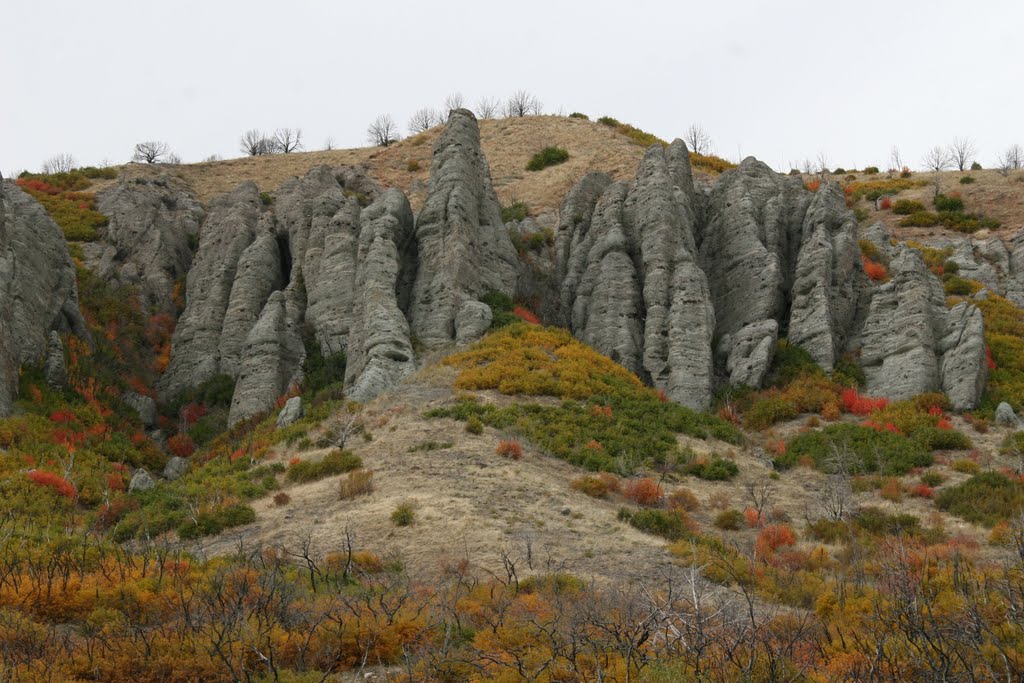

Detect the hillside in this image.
[5,109,1024,680]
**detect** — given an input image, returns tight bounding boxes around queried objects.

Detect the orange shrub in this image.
[880,479,903,502]
[910,483,934,499]
[596,472,621,493]
[496,439,523,459]
[805,179,821,192]
[622,477,663,506]
[26,470,77,500]
[879,196,893,210]
[512,306,540,325]
[755,524,797,559]
[666,488,700,512]
[744,507,762,528]
[862,257,888,282]
[841,388,888,416]
[571,475,612,498]
[821,402,841,421]
[167,433,196,458]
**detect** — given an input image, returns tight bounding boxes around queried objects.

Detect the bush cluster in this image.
[285,450,362,483]
[526,147,570,171]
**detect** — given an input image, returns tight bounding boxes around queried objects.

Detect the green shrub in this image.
[853,507,921,536]
[744,396,798,429]
[391,503,415,526]
[944,276,976,296]
[714,509,744,530]
[960,175,976,185]
[934,194,965,212]
[617,508,692,540]
[777,423,932,475]
[900,211,941,227]
[409,440,453,452]
[921,471,945,487]
[597,116,621,127]
[568,112,589,120]
[526,147,570,172]
[892,199,926,215]
[788,169,802,176]
[971,161,983,170]
[177,503,256,539]
[853,208,869,222]
[764,340,823,388]
[524,229,554,252]
[301,326,346,396]
[259,192,273,206]
[863,166,880,174]
[943,260,960,274]
[833,168,846,175]
[936,472,1024,527]
[912,426,971,451]
[465,416,484,435]
[1000,432,1024,454]
[285,450,362,483]
[479,291,517,329]
[501,201,530,223]
[684,456,739,481]
[833,356,866,388]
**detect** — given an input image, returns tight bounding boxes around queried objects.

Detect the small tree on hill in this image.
[273,128,303,153]
[443,92,465,113]
[367,114,399,147]
[41,153,77,174]
[889,145,903,172]
[505,90,542,117]
[475,96,500,119]
[685,123,712,155]
[922,145,951,172]
[949,137,977,172]
[408,108,438,135]
[240,129,274,156]
[132,141,171,164]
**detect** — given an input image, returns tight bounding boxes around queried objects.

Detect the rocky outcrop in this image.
[410,108,519,348]
[455,301,493,345]
[0,178,89,417]
[276,396,304,428]
[43,331,66,389]
[858,248,986,406]
[91,175,203,311]
[722,320,778,388]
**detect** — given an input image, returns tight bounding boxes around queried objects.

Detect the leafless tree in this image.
[817,443,856,522]
[203,154,221,162]
[40,153,77,174]
[889,145,903,172]
[922,145,952,172]
[475,96,500,119]
[272,128,303,153]
[319,404,365,449]
[504,90,542,117]
[744,477,776,518]
[132,141,171,164]
[240,129,273,156]
[165,152,182,164]
[322,137,335,151]
[801,158,814,175]
[685,123,712,155]
[367,114,399,147]
[998,143,1024,174]
[407,107,438,135]
[949,137,977,172]
[816,150,830,174]
[443,91,465,112]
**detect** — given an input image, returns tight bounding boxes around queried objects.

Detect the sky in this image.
[2,0,1022,177]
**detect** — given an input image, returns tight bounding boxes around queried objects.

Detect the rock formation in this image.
[0,178,89,417]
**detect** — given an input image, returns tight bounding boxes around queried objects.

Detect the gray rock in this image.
[162,456,190,481]
[725,320,779,387]
[94,174,203,311]
[43,331,66,388]
[124,391,158,428]
[344,189,418,403]
[940,302,987,411]
[995,402,1020,428]
[276,396,304,428]
[455,301,493,345]
[228,290,305,426]
[0,179,89,417]
[409,109,519,348]
[128,468,156,493]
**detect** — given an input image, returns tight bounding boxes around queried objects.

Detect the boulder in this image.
[725,320,779,387]
[43,331,66,389]
[276,396,304,428]
[128,468,156,493]
[939,302,987,411]
[124,391,158,428]
[162,456,190,481]
[455,301,493,345]
[995,402,1020,428]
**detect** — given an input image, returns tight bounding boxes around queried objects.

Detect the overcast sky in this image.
[2,0,1022,177]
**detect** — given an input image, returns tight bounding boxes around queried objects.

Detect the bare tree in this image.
[367,114,399,147]
[132,141,171,164]
[889,145,903,172]
[240,129,273,156]
[40,153,77,174]
[322,137,335,151]
[816,150,830,174]
[999,143,1024,173]
[272,128,303,153]
[921,145,952,172]
[475,96,500,119]
[443,92,465,112]
[407,107,438,135]
[949,137,977,172]
[165,152,182,165]
[685,123,712,155]
[818,443,856,522]
[744,477,776,518]
[504,90,542,117]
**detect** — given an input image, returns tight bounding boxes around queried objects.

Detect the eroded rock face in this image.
[410,108,519,348]
[723,320,779,388]
[91,175,203,312]
[0,179,89,417]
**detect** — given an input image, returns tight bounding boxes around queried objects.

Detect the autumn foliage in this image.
[862,256,889,281]
[623,477,663,506]
[26,470,77,500]
[495,439,523,459]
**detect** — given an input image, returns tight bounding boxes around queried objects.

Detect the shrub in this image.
[764,339,822,388]
[496,439,523,459]
[259,192,273,206]
[618,508,693,541]
[465,416,484,435]
[714,509,744,530]
[167,433,196,458]
[755,524,797,559]
[936,471,1024,526]
[512,306,541,324]
[526,147,570,171]
[892,199,926,215]
[571,475,613,498]
[27,470,77,500]
[406,159,420,172]
[273,491,290,506]
[900,211,940,227]
[833,168,846,175]
[623,477,663,506]
[285,450,362,483]
[744,395,799,429]
[805,179,821,192]
[684,456,739,481]
[178,504,256,539]
[864,166,880,174]
[666,488,700,512]
[934,193,965,212]
[409,440,454,452]
[944,277,975,296]
[841,388,888,416]
[971,161,983,170]
[960,175,976,185]
[338,469,374,500]
[568,112,589,119]
[778,423,931,475]
[862,258,888,282]
[597,116,621,127]
[854,507,921,536]
[501,202,530,223]
[952,458,981,474]
[391,503,415,526]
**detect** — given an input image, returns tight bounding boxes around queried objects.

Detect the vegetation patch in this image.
[777,423,932,475]
[936,472,1024,527]
[285,449,362,483]
[526,146,569,171]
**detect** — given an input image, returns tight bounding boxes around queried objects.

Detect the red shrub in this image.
[862,257,888,282]
[496,439,523,460]
[167,433,196,458]
[937,417,954,430]
[879,196,892,210]
[49,409,76,424]
[656,389,669,403]
[744,507,762,529]
[910,484,934,499]
[842,388,888,416]
[106,472,125,492]
[805,179,821,192]
[987,346,997,370]
[179,402,208,429]
[512,306,541,325]
[590,404,613,419]
[755,524,797,560]
[585,439,604,452]
[623,477,663,507]
[97,497,138,529]
[928,406,944,417]
[27,470,77,500]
